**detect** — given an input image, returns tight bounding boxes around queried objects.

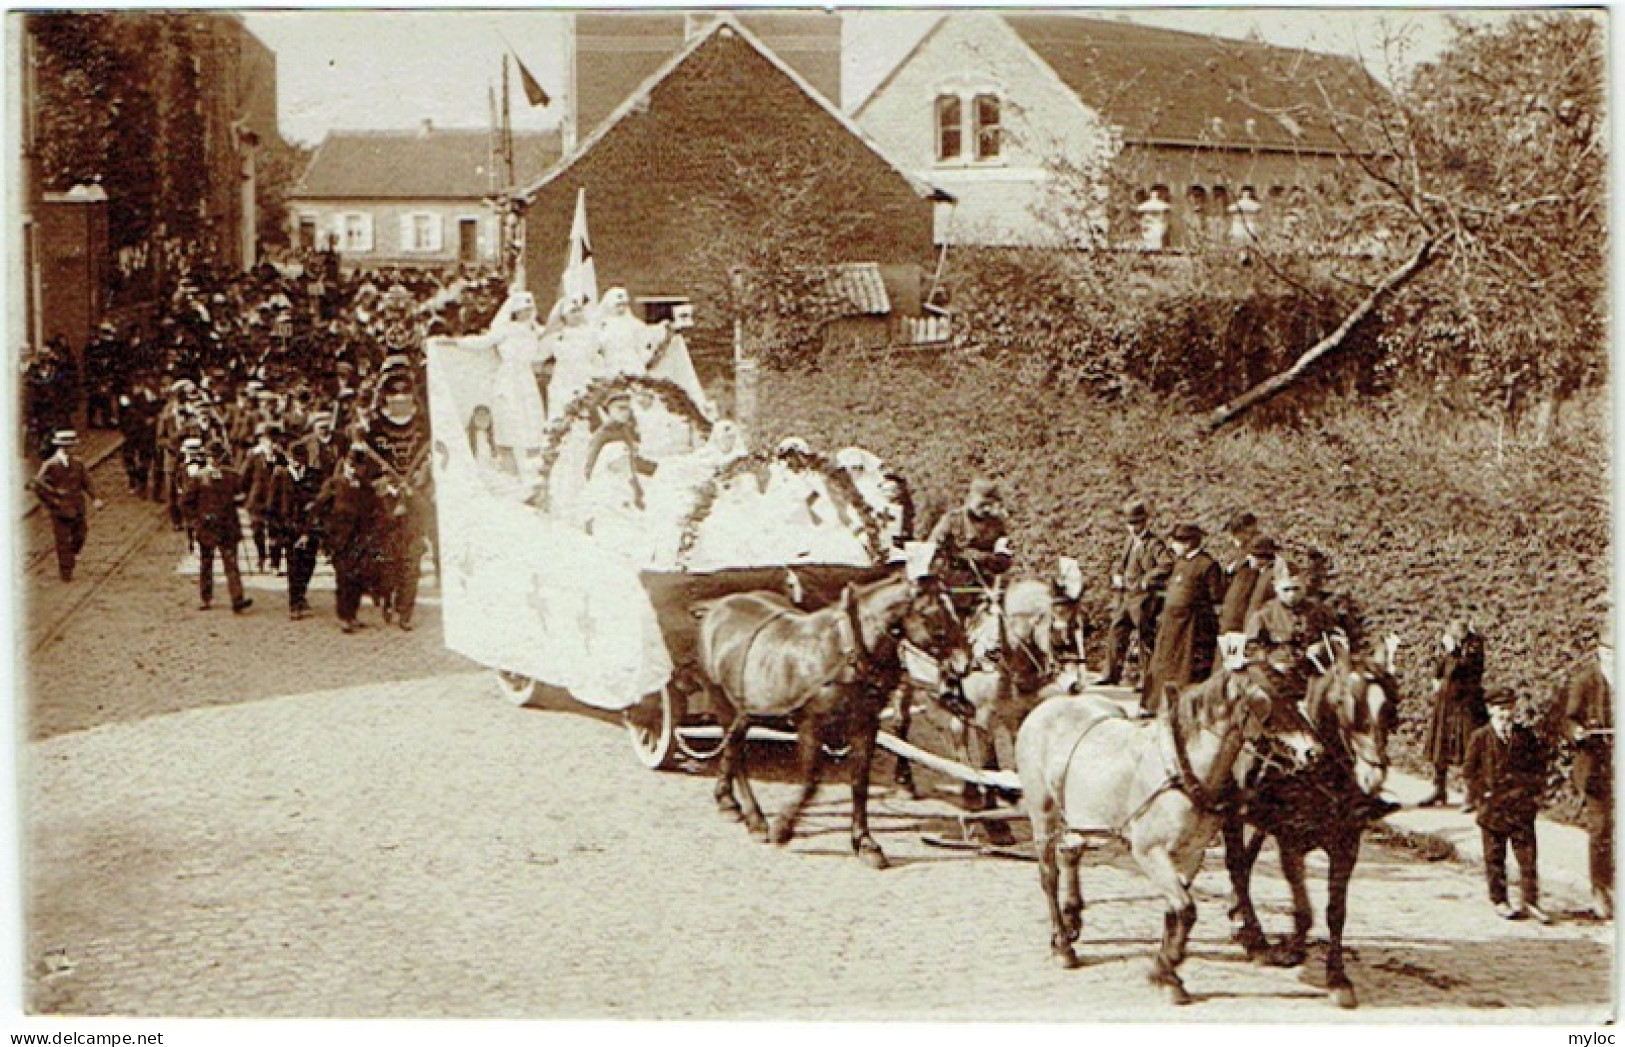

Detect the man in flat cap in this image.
[31,430,103,582]
[928,477,1014,619]
[1101,498,1172,687]
[1141,521,1225,716]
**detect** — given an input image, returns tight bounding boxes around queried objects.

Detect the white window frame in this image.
[337,211,373,253]
[932,86,1007,168]
[401,211,443,254]
[972,92,1002,162]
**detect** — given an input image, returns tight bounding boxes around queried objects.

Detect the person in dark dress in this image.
[1140,522,1226,716]
[1561,632,1613,920]
[1420,620,1489,808]
[1464,688,1551,923]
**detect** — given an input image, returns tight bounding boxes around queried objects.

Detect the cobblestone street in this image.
[20,473,1617,1020]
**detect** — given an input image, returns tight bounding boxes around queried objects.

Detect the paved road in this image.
[19,473,1617,1019]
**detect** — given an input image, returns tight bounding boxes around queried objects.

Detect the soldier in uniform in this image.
[180,441,253,614]
[1100,499,1172,686]
[1465,689,1551,923]
[1561,626,1613,920]
[927,477,1014,618]
[1141,522,1226,716]
[31,430,103,582]
[364,362,431,631]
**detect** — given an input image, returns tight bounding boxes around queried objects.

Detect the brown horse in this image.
[696,568,970,869]
[1016,670,1318,1003]
[1222,635,1401,1009]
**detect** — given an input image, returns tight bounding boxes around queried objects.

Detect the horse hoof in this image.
[745,817,769,840]
[1266,946,1306,969]
[1330,985,1358,1009]
[1168,983,1193,1006]
[1051,947,1081,970]
[857,843,890,870]
[769,819,794,847]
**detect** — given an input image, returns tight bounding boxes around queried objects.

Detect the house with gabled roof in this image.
[519,15,949,368]
[853,12,1382,249]
[289,124,560,268]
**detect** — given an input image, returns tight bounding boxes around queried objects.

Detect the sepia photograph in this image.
[4,3,1613,1036]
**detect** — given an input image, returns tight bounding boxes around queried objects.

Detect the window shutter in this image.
[399,214,415,252]
[331,214,347,249]
[357,213,374,252]
[426,213,443,253]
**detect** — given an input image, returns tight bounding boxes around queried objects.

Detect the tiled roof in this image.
[818,263,891,315]
[292,128,562,199]
[1003,14,1381,151]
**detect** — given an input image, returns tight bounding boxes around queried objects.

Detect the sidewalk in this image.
[19,428,126,519]
[1084,679,1600,913]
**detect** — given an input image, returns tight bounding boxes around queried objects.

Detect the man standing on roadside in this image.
[1561,623,1614,920]
[1100,499,1171,686]
[31,429,104,582]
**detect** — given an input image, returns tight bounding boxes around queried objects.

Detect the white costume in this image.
[540,300,602,420]
[597,287,664,379]
[581,441,651,565]
[468,292,550,453]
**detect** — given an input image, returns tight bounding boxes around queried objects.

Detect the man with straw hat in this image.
[30,429,103,582]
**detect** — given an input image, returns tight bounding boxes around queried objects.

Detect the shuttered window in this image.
[338,212,373,252]
[400,212,443,253]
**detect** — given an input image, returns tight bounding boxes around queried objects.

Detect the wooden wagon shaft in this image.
[675,725,1023,793]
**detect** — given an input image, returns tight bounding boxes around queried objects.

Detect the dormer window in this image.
[936,95,963,162]
[974,93,1002,160]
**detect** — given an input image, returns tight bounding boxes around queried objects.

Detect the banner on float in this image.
[425,337,672,710]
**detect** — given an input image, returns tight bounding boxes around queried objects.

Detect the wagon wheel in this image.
[626,684,686,771]
[495,670,538,706]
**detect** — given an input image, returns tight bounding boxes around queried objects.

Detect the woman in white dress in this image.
[539,299,602,421]
[597,287,663,379]
[464,291,550,472]
[580,441,651,565]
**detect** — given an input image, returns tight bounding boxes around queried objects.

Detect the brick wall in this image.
[525,27,936,363]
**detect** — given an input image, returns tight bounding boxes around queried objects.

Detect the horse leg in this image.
[1322,836,1360,1009]
[846,693,888,869]
[891,684,918,798]
[1059,833,1086,942]
[1034,819,1079,968]
[1267,840,1313,968]
[1223,818,1270,960]
[769,711,826,849]
[1137,845,1196,1006]
[712,697,745,821]
[724,712,769,839]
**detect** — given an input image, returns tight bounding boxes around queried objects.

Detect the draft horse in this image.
[1017,670,1319,1003]
[1222,635,1401,1009]
[696,566,970,869]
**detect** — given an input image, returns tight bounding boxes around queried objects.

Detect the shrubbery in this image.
[755,351,1609,815]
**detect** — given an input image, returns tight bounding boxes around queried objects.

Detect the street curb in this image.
[19,434,126,521]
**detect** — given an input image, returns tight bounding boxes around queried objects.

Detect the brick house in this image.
[288,125,560,268]
[519,16,947,365]
[853,12,1380,248]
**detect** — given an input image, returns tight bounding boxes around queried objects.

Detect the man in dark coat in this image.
[180,441,252,613]
[1464,689,1550,923]
[1100,499,1172,686]
[1561,634,1613,920]
[1243,555,1343,713]
[364,364,432,630]
[317,443,381,634]
[927,477,1014,618]
[31,430,103,582]
[1420,620,1488,809]
[1140,522,1226,716]
[1220,534,1275,639]
[273,440,326,621]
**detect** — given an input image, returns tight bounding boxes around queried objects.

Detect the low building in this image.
[854,12,1380,248]
[288,124,560,269]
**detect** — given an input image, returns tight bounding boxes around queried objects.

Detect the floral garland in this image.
[675,445,888,565]
[534,374,714,513]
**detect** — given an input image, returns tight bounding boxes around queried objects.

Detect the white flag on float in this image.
[559,187,598,309]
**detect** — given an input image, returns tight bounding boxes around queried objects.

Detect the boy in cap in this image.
[30,430,103,582]
[1464,689,1551,922]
